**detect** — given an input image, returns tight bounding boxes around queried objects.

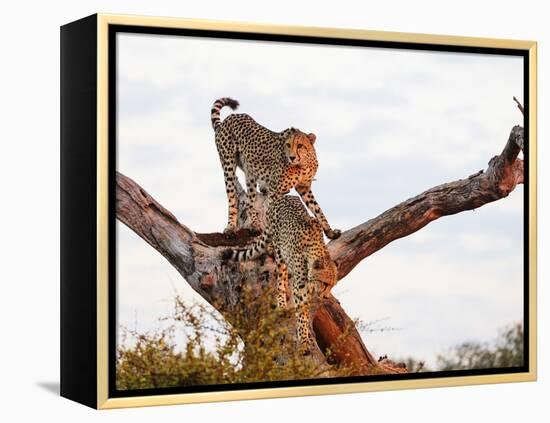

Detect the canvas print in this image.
[114,31,526,392]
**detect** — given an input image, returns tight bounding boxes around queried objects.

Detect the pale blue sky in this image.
[116,32,524,368]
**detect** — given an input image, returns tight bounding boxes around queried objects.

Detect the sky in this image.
[116,32,524,369]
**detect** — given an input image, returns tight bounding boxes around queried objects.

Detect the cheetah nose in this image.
[289,156,296,162]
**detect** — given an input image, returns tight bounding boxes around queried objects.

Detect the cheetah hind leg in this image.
[244,173,262,233]
[222,160,239,234]
[295,304,316,356]
[275,256,289,309]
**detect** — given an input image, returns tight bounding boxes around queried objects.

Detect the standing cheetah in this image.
[211,97,341,239]
[222,195,338,354]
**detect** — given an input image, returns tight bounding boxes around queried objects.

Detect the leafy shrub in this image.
[116,286,355,390]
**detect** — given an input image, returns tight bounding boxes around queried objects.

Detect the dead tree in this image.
[116,124,524,375]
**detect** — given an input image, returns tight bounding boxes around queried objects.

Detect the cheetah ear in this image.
[307,133,316,144]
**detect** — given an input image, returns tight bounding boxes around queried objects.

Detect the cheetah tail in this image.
[211,97,239,131]
[221,231,268,262]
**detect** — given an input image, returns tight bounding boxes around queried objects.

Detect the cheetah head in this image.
[310,256,338,298]
[283,128,317,167]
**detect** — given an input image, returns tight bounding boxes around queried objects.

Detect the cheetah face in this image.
[284,129,317,167]
[311,257,337,298]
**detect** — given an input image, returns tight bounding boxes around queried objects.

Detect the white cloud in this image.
[456,232,515,253]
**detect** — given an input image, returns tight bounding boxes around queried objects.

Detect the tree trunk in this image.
[116,124,524,375]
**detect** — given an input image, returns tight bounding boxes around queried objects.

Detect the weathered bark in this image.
[116,124,524,375]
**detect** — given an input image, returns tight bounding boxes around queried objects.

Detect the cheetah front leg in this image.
[296,185,341,240]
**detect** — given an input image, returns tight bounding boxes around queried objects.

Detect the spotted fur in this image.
[211,97,341,239]
[222,195,338,354]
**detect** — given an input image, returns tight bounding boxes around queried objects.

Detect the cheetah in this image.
[222,195,338,354]
[211,97,341,239]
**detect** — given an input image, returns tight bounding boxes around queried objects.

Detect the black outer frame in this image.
[61,14,530,409]
[60,14,98,408]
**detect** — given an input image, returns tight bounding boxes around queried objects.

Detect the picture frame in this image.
[60,13,537,409]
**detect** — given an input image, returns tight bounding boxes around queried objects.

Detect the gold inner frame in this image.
[96,13,537,409]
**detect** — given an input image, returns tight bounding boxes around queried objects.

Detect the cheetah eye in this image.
[297,144,303,149]
[286,143,291,148]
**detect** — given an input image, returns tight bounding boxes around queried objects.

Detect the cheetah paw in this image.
[326,228,342,240]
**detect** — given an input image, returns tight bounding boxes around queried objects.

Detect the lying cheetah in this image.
[211,97,341,239]
[222,195,338,354]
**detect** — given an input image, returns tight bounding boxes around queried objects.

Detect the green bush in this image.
[116,287,355,390]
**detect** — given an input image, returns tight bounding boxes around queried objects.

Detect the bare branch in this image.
[513,96,525,115]
[328,125,524,280]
